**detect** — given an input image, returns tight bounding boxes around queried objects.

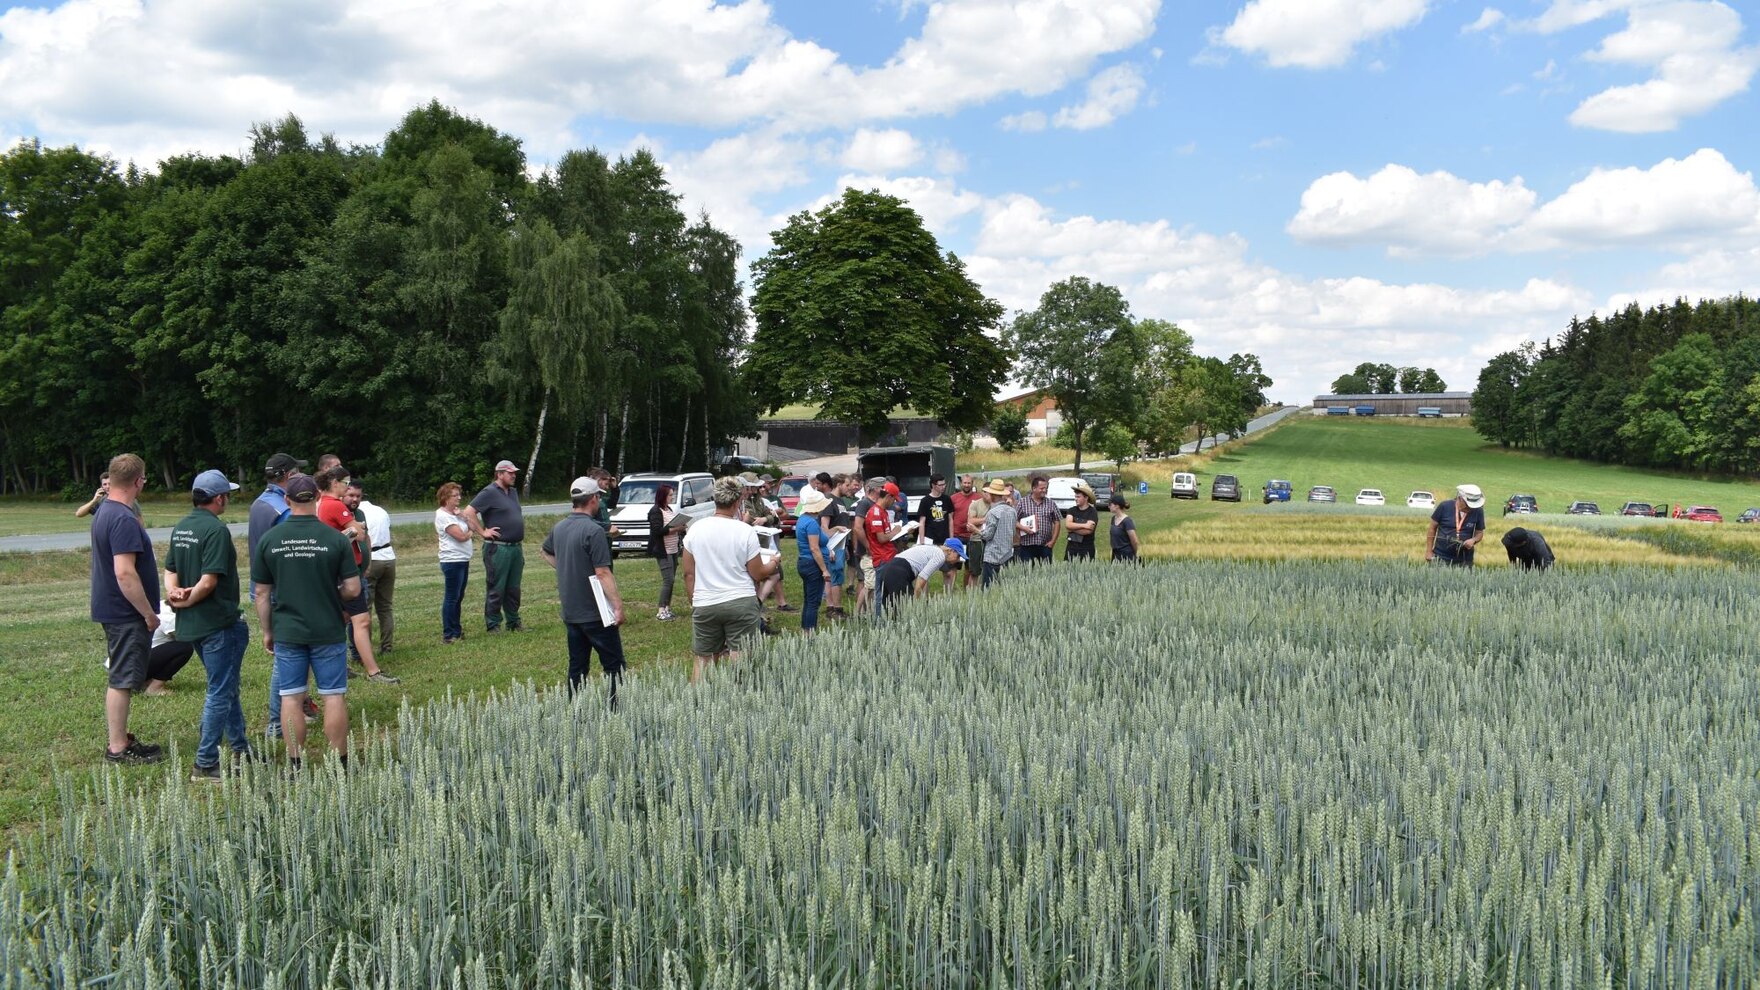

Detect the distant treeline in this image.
[0,102,755,498]
[1473,296,1760,474]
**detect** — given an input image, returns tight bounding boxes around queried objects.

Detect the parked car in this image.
[1307,485,1337,503]
[1170,472,1200,499]
[1620,501,1656,517]
[1210,474,1241,502]
[717,454,766,476]
[776,475,809,535]
[1682,505,1723,523]
[1262,479,1292,503]
[1738,508,1759,524]
[1046,476,1082,512]
[1356,489,1386,506]
[1566,501,1601,515]
[1081,472,1120,508]
[1503,494,1538,515]
[607,472,717,555]
[1406,491,1435,509]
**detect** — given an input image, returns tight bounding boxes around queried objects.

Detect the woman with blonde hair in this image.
[434,482,474,644]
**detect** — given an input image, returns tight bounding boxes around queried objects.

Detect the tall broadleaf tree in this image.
[1003,276,1144,472]
[746,188,1007,443]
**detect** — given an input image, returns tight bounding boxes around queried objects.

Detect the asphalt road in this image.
[0,503,576,554]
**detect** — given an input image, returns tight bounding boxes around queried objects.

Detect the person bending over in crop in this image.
[1502,527,1554,570]
[1425,483,1486,567]
[873,539,966,619]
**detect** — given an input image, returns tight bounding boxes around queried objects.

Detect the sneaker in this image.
[367,670,401,685]
[775,603,797,612]
[656,608,675,621]
[104,736,163,765]
[190,763,223,782]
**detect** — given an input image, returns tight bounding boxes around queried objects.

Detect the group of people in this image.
[1422,483,1555,569]
[87,451,1152,774]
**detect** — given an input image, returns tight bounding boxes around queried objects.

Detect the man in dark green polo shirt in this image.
[167,469,254,780]
[250,473,360,766]
[465,459,526,633]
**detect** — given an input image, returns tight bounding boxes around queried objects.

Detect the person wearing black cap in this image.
[1502,527,1554,570]
[541,476,625,706]
[167,469,254,780]
[465,459,527,633]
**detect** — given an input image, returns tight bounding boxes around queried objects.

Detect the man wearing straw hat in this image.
[1063,482,1101,561]
[1425,483,1487,567]
[975,479,1017,587]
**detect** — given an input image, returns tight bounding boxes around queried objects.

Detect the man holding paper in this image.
[542,476,624,707]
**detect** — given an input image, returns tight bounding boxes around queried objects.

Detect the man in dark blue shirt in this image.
[1426,483,1487,567]
[89,453,163,764]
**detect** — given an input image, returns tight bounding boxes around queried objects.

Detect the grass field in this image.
[5,415,1758,837]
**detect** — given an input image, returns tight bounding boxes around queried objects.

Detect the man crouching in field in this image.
[251,473,359,768]
[1425,483,1486,567]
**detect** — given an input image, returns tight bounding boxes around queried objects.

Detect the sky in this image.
[2,0,1757,404]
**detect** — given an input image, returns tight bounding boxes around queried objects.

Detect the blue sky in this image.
[3,0,1757,402]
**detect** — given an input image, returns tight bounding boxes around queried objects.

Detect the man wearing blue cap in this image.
[873,537,966,618]
[167,469,254,780]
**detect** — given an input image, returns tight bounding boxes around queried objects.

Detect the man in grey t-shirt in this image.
[541,476,624,706]
[466,459,527,632]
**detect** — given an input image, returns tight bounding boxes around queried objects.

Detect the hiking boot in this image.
[190,763,224,783]
[367,670,401,685]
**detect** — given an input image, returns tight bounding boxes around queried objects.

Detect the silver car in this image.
[1307,485,1337,503]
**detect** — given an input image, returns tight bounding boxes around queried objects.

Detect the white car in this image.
[1046,477,1082,512]
[1407,491,1435,509]
[1170,472,1199,499]
[608,472,718,554]
[1356,489,1386,506]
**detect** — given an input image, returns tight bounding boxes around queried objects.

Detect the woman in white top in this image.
[434,482,475,644]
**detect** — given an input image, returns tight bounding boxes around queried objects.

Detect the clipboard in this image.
[589,576,618,626]
[826,529,849,554]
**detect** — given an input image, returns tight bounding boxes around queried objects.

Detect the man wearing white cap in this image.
[465,459,527,632]
[167,469,254,780]
[541,476,624,706]
[1426,484,1487,567]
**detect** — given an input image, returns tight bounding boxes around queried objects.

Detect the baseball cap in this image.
[191,469,240,498]
[264,452,307,477]
[1458,484,1485,508]
[284,473,320,504]
[944,536,968,561]
[569,476,602,498]
[495,460,520,473]
[883,482,901,498]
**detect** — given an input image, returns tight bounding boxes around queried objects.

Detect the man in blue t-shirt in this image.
[89,453,164,764]
[1426,483,1487,567]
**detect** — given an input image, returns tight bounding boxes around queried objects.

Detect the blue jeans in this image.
[796,561,826,631]
[192,619,250,768]
[982,560,1005,588]
[440,560,470,641]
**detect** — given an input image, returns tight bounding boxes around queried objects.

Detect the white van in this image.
[1170,472,1199,499]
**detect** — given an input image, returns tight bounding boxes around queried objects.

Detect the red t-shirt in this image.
[949,491,973,538]
[317,495,363,565]
[865,503,897,564]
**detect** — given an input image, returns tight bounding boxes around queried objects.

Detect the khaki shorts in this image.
[691,597,761,657]
[860,556,878,590]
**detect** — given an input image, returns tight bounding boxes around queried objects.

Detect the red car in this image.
[1682,505,1723,523]
[776,475,809,535]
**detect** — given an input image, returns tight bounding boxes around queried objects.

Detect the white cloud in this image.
[1287,149,1760,257]
[825,173,988,238]
[1612,246,1760,309]
[839,128,922,172]
[661,127,815,252]
[0,0,1163,167]
[1212,0,1431,69]
[1519,0,1760,132]
[999,110,1048,132]
[1522,148,1760,247]
[1463,7,1505,33]
[1288,164,1537,255]
[1051,64,1145,129]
